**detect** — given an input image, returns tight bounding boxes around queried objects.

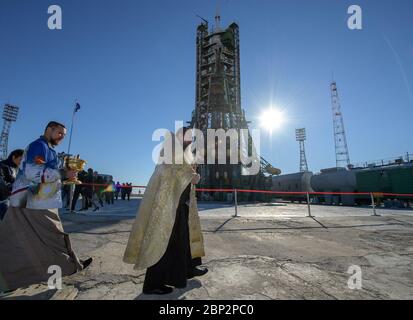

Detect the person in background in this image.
[115,181,121,200]
[93,171,105,207]
[84,168,100,212]
[104,176,115,205]
[61,184,71,210]
[69,169,88,212]
[0,149,24,220]
[126,182,132,201]
[121,182,127,200]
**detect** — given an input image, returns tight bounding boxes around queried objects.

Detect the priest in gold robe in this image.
[123,128,207,295]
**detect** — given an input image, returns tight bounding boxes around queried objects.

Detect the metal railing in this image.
[77,183,413,218]
[195,188,413,218]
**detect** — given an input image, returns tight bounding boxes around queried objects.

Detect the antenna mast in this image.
[214,0,222,31]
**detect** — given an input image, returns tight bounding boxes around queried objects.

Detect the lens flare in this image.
[259,108,286,132]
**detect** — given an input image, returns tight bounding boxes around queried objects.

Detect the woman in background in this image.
[0,149,24,220]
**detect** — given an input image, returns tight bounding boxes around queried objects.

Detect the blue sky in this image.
[0,0,412,185]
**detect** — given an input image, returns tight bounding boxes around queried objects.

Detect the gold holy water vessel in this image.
[63,154,87,185]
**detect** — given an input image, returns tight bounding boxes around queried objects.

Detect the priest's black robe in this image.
[142,183,201,292]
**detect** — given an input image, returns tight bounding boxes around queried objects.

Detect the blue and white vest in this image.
[10,136,62,209]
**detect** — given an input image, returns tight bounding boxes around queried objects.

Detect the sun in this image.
[259,108,286,132]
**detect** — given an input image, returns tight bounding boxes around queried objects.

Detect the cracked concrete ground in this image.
[1,200,412,300]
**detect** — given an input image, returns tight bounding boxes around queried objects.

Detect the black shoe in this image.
[81,257,93,269]
[189,267,208,279]
[0,289,14,296]
[93,207,100,212]
[143,285,173,295]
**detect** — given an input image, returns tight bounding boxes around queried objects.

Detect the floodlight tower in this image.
[330,81,350,168]
[0,104,19,160]
[295,128,308,172]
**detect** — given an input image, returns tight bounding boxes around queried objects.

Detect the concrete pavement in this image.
[1,200,412,300]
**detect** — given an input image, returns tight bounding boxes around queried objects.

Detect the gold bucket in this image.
[63,155,87,185]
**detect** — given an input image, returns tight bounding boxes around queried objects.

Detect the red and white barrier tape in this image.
[77,183,413,197]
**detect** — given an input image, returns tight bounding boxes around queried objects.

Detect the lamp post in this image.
[295,128,308,172]
[0,104,19,160]
[67,101,81,155]
[67,101,81,213]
